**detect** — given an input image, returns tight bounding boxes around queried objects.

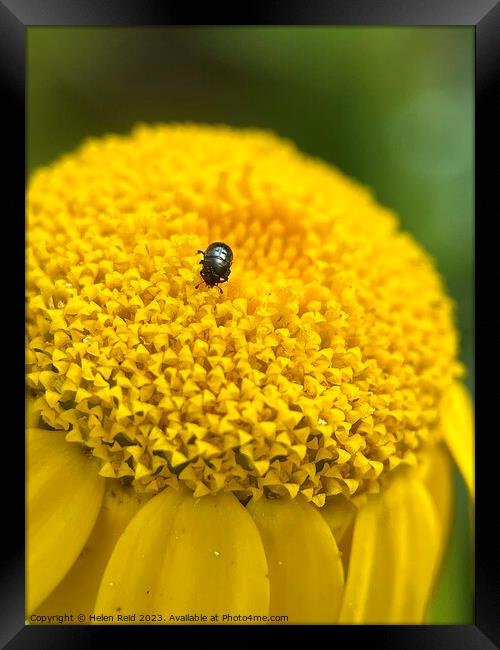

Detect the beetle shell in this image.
[197,242,233,291]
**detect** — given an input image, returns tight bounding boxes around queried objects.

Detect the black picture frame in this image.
[4,0,496,647]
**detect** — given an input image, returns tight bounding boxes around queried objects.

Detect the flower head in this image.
[26,124,473,623]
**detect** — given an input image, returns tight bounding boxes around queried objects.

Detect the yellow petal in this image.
[440,381,474,497]
[338,471,440,623]
[27,428,105,613]
[247,496,344,623]
[158,492,269,620]
[35,483,146,620]
[95,489,269,622]
[417,443,454,576]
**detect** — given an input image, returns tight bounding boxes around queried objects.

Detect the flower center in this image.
[26,124,460,506]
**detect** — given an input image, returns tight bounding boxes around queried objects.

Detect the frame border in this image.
[4,0,497,647]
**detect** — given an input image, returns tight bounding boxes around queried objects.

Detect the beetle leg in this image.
[197,250,204,255]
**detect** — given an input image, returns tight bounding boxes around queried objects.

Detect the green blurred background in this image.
[27,26,474,622]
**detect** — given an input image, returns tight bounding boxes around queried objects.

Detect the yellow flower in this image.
[26,124,474,624]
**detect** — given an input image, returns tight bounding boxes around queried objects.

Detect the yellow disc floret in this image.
[26,124,460,506]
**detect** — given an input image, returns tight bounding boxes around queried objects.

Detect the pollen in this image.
[26,124,460,505]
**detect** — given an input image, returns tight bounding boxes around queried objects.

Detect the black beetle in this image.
[196,242,233,294]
